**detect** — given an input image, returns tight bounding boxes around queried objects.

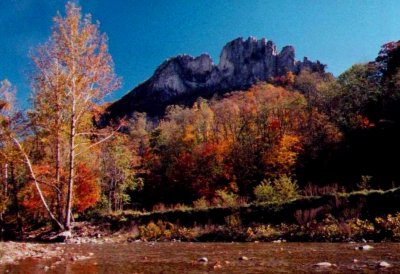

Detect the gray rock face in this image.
[151,54,215,95]
[218,37,278,88]
[277,45,296,75]
[103,37,325,121]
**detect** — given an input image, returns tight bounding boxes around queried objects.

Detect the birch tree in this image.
[31,2,120,230]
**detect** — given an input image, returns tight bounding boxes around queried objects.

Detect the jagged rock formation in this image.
[102,37,325,122]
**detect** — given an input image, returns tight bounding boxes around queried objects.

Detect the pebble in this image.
[314,262,336,268]
[356,245,373,250]
[377,261,391,268]
[71,255,91,261]
[213,261,222,269]
[239,256,249,261]
[198,257,208,263]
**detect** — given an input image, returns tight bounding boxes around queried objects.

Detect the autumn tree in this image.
[0,80,64,230]
[30,36,68,221]
[30,2,120,230]
[0,80,17,231]
[99,134,137,212]
[142,84,313,205]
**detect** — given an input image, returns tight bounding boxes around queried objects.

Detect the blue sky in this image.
[2,0,400,107]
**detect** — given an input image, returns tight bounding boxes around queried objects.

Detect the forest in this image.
[2,2,400,239]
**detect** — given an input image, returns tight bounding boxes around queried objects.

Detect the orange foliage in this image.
[146,83,342,203]
[73,164,100,212]
[21,181,55,217]
[21,164,60,216]
[263,134,303,177]
[21,163,99,215]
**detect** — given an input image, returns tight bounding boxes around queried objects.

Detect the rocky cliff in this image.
[102,37,325,122]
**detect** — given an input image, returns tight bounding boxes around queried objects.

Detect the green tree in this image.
[100,134,138,211]
[333,64,380,130]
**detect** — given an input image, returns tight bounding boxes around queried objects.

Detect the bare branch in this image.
[10,136,64,230]
[34,178,62,195]
[75,125,121,157]
[75,131,111,137]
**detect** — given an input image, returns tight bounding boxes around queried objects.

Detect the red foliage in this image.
[21,163,100,216]
[73,163,100,212]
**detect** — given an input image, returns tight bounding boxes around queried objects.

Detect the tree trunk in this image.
[4,163,8,196]
[10,163,23,235]
[0,212,3,240]
[111,179,116,212]
[0,163,8,239]
[55,88,64,222]
[65,102,76,231]
[55,130,63,222]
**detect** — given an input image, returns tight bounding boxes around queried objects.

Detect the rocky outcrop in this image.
[102,37,325,122]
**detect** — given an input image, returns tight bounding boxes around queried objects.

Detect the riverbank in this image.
[4,187,400,244]
[0,241,98,268]
[85,187,400,243]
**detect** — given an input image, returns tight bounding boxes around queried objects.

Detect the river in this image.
[1,242,400,273]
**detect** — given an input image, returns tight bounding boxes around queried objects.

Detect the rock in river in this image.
[314,262,337,268]
[377,261,391,268]
[356,245,373,251]
[198,257,208,263]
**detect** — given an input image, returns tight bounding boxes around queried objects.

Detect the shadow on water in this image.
[2,242,400,273]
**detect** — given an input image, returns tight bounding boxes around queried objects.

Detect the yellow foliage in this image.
[182,124,196,144]
[264,134,302,177]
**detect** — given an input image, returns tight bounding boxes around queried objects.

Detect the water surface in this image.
[2,242,400,273]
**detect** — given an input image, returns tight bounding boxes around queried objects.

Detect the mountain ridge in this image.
[102,36,325,124]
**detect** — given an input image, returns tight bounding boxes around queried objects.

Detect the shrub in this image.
[177,227,199,241]
[273,175,299,202]
[172,203,191,211]
[375,213,400,238]
[213,190,239,207]
[224,214,241,227]
[358,175,372,190]
[254,180,275,202]
[193,197,209,209]
[254,225,277,239]
[254,175,299,203]
[138,221,162,240]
